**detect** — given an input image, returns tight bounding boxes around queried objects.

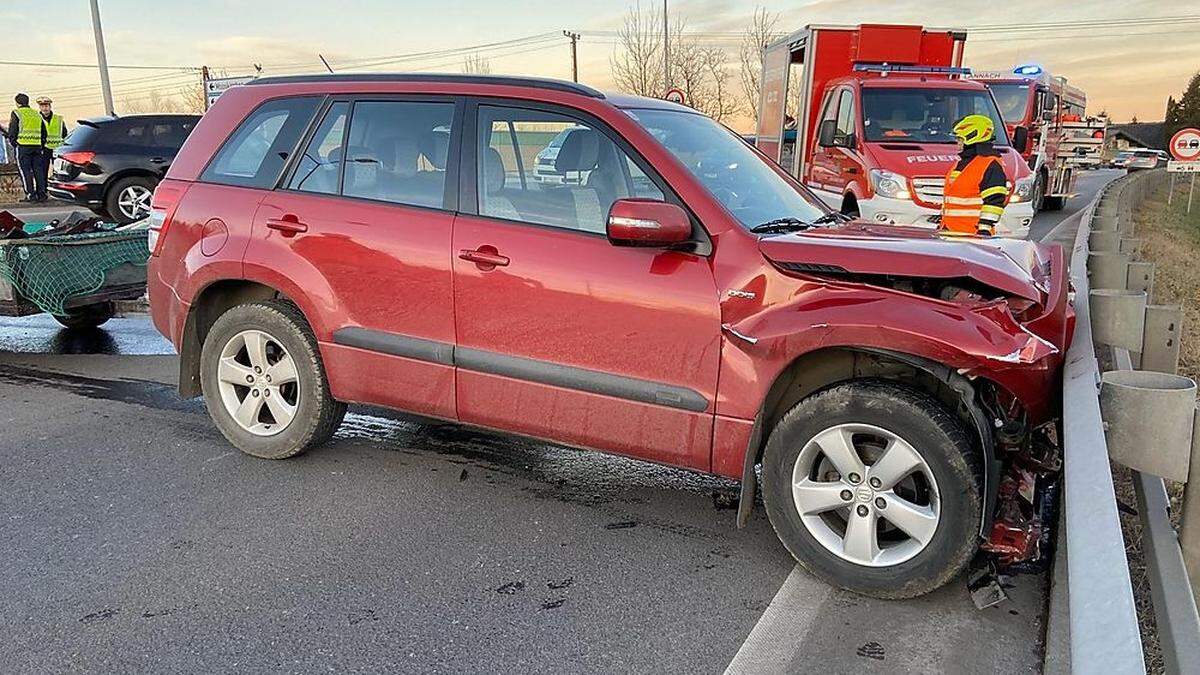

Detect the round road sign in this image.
[664,88,685,105]
[1169,128,1200,162]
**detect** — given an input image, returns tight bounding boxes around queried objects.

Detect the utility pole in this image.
[89,0,115,116]
[562,31,580,83]
[662,0,670,95]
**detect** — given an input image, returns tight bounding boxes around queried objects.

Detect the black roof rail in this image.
[247,73,605,99]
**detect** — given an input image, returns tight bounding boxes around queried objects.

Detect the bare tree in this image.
[739,7,781,117]
[462,54,492,75]
[610,2,663,98]
[119,88,184,114]
[610,5,739,122]
[177,83,207,113]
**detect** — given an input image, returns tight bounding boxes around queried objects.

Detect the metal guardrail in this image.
[1054,169,1200,675]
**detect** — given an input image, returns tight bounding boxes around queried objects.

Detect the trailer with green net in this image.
[0,228,150,329]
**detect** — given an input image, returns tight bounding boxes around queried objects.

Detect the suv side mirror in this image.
[607,199,691,248]
[818,119,837,147]
[1012,125,1029,153]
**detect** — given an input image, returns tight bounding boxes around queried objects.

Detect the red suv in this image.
[148,74,1070,598]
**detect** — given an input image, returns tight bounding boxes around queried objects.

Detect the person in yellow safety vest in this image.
[940,114,1009,237]
[6,93,66,203]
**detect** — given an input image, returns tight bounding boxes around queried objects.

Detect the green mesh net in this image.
[0,230,149,316]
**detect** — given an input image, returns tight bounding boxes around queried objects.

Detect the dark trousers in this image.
[16,146,49,199]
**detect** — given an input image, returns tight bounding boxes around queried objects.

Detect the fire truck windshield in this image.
[625,107,827,230]
[989,83,1033,124]
[861,88,1011,146]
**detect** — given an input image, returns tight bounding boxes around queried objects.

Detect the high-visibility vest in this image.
[941,155,1002,235]
[44,114,65,149]
[13,107,42,146]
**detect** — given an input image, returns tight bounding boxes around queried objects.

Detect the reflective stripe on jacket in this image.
[44,114,65,149]
[941,155,1005,235]
[13,107,41,146]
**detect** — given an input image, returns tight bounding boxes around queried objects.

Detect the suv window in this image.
[341,100,455,209]
[201,97,320,189]
[287,102,349,195]
[476,105,663,234]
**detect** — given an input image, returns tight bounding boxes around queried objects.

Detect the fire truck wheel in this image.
[761,380,983,599]
[1032,173,1046,212]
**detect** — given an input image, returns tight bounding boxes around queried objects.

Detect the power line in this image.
[0,59,195,71]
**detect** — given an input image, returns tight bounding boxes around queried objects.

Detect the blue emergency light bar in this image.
[852,63,973,76]
[1013,64,1043,76]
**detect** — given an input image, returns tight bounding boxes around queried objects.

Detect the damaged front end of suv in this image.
[726,223,1072,579]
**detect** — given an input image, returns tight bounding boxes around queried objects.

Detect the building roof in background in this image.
[1107,121,1166,150]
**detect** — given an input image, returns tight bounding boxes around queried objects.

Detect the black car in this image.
[48,113,200,224]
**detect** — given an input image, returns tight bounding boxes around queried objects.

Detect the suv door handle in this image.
[266,216,308,236]
[458,247,509,268]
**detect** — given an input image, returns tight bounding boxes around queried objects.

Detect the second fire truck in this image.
[974,65,1105,212]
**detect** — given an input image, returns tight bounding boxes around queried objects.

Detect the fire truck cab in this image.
[975,65,1102,212]
[756,24,1036,238]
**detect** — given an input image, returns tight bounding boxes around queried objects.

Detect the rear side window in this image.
[341,100,456,209]
[201,97,320,189]
[61,124,101,149]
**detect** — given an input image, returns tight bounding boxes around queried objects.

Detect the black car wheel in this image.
[105,176,156,224]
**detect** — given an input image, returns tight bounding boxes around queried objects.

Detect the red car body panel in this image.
[148,76,1070,485]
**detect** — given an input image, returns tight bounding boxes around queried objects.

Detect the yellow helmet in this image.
[952,114,994,146]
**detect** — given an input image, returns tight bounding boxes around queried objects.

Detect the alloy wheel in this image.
[117,184,152,221]
[215,329,301,436]
[790,423,940,567]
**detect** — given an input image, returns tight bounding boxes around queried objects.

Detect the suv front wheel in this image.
[200,300,346,459]
[761,380,982,599]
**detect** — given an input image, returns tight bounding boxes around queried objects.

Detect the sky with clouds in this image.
[1,0,1196,131]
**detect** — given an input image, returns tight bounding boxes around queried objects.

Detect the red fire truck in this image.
[755,24,1036,238]
[975,66,1105,211]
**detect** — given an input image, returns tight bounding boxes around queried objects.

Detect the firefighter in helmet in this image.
[940,114,1009,237]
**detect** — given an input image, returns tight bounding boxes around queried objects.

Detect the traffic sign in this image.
[205,75,256,109]
[664,88,685,105]
[1169,127,1200,161]
[1168,161,1200,173]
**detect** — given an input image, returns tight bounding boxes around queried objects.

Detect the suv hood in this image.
[759,222,1049,303]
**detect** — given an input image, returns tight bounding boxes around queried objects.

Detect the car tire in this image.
[104,176,156,225]
[54,301,115,329]
[761,380,982,599]
[1031,173,1045,213]
[200,300,346,459]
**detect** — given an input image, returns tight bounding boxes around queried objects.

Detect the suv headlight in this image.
[868,169,911,200]
[1010,175,1035,203]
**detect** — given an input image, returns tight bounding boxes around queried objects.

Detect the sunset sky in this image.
[2,1,1196,131]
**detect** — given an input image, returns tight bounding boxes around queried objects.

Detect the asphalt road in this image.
[0,172,1116,673]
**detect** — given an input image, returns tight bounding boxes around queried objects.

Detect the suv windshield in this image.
[988,83,1031,124]
[862,87,1010,145]
[624,108,826,230]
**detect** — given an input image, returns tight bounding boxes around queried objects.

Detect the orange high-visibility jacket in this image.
[941,154,1008,235]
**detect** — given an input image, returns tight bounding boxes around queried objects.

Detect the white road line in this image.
[723,566,833,674]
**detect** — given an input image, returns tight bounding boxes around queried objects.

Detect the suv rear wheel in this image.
[200,300,346,459]
[105,176,156,224]
[761,380,981,599]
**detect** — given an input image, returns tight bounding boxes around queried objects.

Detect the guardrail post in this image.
[1126,262,1155,297]
[1141,305,1183,374]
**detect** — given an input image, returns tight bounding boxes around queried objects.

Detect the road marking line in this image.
[723,565,833,674]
